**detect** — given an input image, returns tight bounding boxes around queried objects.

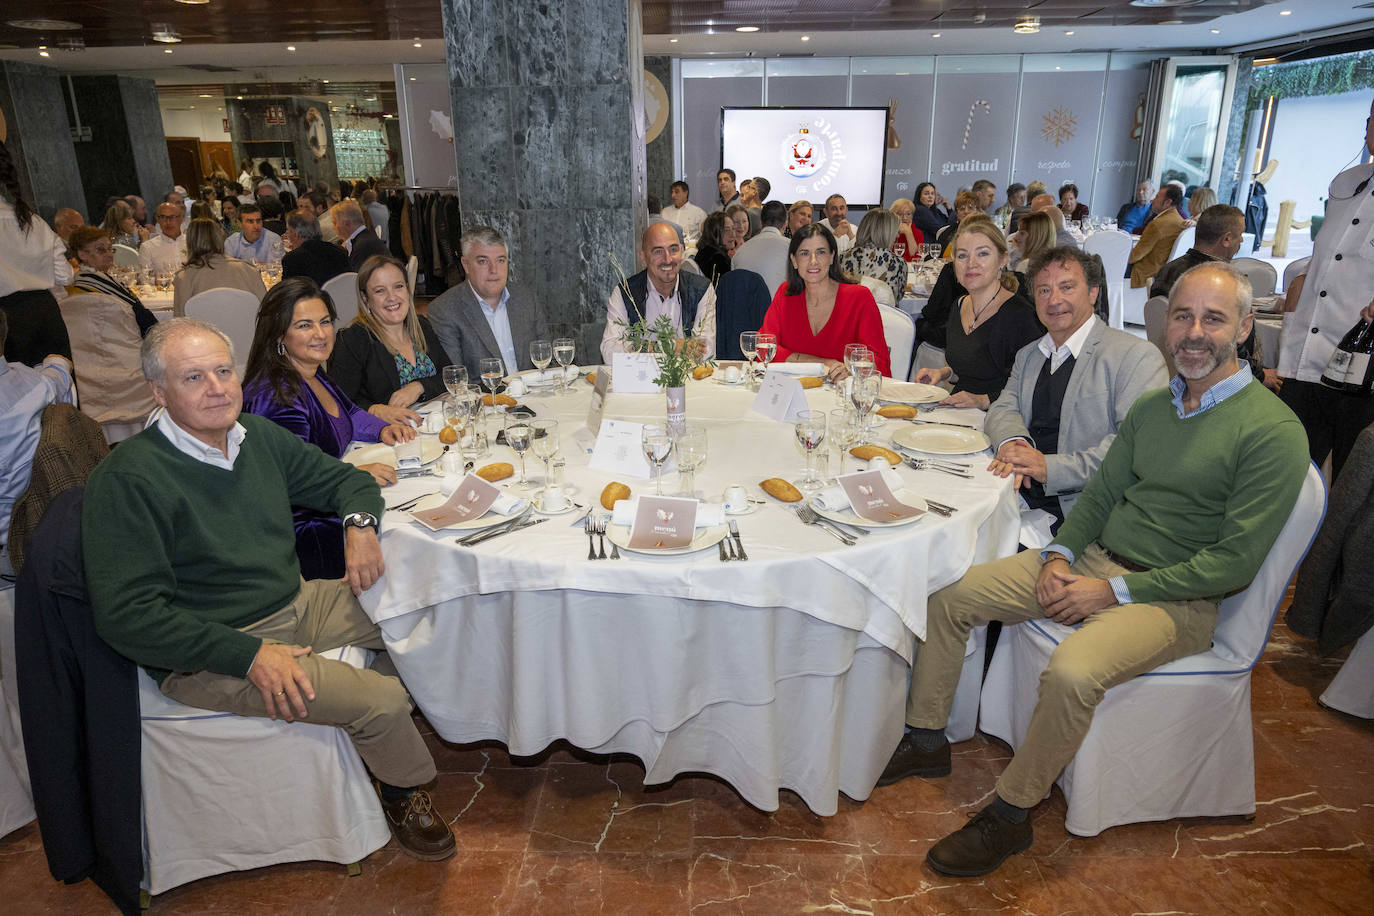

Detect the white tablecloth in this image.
[359,377,1019,813]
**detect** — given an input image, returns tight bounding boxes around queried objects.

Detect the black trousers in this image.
[1279,377,1374,479]
[0,288,71,366]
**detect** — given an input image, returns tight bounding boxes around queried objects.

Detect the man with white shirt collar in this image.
[426,226,548,380]
[984,246,1167,533]
[332,200,388,271]
[819,194,856,255]
[139,202,188,274]
[601,221,716,362]
[661,180,706,244]
[82,317,455,862]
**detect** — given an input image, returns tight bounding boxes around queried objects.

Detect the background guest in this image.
[1116,180,1155,233]
[1012,211,1058,275]
[841,208,909,306]
[220,196,241,234]
[0,140,72,365]
[937,190,980,249]
[785,199,813,237]
[171,218,266,316]
[726,203,752,246]
[1058,183,1089,222]
[102,200,148,249]
[911,182,952,240]
[282,211,350,286]
[68,226,158,337]
[693,212,734,287]
[889,197,925,261]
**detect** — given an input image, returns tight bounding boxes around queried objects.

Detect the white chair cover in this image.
[1083,231,1132,330]
[112,244,140,269]
[876,302,915,380]
[57,293,158,439]
[1282,256,1311,293]
[858,275,897,308]
[1167,225,1196,263]
[1121,282,1149,326]
[1231,257,1278,298]
[979,464,1327,837]
[182,287,260,375]
[323,272,360,328]
[0,584,36,839]
[138,645,391,896]
[1321,626,1374,719]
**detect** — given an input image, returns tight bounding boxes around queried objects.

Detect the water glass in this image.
[740,331,759,388]
[553,337,575,393]
[442,364,468,399]
[794,410,827,491]
[641,424,673,495]
[530,339,553,387]
[755,333,778,371]
[503,411,535,491]
[531,418,560,486]
[673,425,707,498]
[828,408,859,480]
[850,375,880,443]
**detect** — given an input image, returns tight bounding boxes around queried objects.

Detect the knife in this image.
[906,418,979,430]
[460,517,547,546]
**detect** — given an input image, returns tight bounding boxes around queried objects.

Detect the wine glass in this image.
[503,410,535,491]
[641,424,673,495]
[794,410,827,492]
[529,339,552,388]
[755,333,778,373]
[844,343,871,378]
[553,337,575,393]
[456,385,484,457]
[442,364,468,399]
[740,331,759,388]
[828,408,859,481]
[531,418,560,490]
[850,374,880,444]
[673,425,707,498]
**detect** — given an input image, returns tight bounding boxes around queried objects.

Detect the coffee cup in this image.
[440,451,464,475]
[723,484,750,513]
[507,377,527,396]
[723,365,742,384]
[422,412,444,434]
[540,484,567,512]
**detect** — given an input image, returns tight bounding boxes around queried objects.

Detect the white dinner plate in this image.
[344,439,446,468]
[606,523,729,556]
[405,492,523,531]
[891,424,991,455]
[879,379,946,405]
[810,488,929,529]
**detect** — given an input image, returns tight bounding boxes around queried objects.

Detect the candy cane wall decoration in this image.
[962,100,991,150]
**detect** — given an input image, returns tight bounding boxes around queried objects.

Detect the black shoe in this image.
[926,805,1032,877]
[877,732,951,786]
[378,787,456,861]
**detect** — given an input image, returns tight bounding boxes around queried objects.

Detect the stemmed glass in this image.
[794,410,827,492]
[531,418,560,490]
[755,333,778,371]
[844,343,874,379]
[850,374,880,444]
[442,364,468,400]
[673,425,707,498]
[740,331,759,388]
[456,385,484,458]
[641,424,673,495]
[479,356,504,419]
[503,410,536,491]
[828,408,859,481]
[553,337,575,393]
[529,340,553,388]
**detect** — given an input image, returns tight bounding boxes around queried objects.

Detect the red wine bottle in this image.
[1320,317,1374,396]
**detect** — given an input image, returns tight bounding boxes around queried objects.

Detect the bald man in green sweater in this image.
[881,263,1309,877]
[83,318,455,862]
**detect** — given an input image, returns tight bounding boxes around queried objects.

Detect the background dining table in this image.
[355,371,1019,815]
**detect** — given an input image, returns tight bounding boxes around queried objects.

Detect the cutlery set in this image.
[584,515,620,560]
[455,506,545,547]
[718,519,749,561]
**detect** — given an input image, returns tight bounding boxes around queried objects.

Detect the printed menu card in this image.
[749,369,809,423]
[410,473,501,530]
[835,469,925,522]
[627,495,698,549]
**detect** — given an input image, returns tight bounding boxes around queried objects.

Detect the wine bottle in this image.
[1320,317,1374,396]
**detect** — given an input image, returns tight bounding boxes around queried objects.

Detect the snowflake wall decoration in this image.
[1041,107,1077,147]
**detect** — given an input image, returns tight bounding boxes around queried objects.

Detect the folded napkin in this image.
[439,475,528,515]
[394,440,424,468]
[611,498,725,529]
[812,467,905,513]
[767,362,825,377]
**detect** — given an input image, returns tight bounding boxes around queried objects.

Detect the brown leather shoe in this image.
[926,805,1032,877]
[877,731,951,786]
[378,787,456,861]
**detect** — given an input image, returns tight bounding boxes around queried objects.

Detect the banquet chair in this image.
[714,268,771,360]
[978,463,1327,837]
[857,275,897,308]
[1121,283,1149,326]
[1231,258,1278,298]
[56,292,158,442]
[1320,626,1374,718]
[323,271,360,327]
[182,287,259,375]
[111,244,140,269]
[1083,230,1132,329]
[1142,295,1171,369]
[137,645,391,898]
[876,302,915,381]
[0,582,36,840]
[1167,225,1196,263]
[1281,256,1310,293]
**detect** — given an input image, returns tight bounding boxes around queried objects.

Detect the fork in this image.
[604,516,621,559]
[904,458,973,479]
[458,506,532,546]
[728,518,749,560]
[585,514,598,560]
[794,505,856,545]
[596,516,608,559]
[925,498,959,515]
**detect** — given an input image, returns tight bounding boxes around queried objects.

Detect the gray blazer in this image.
[985,318,1168,517]
[426,280,548,380]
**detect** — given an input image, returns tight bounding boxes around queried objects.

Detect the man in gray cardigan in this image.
[426,226,548,380]
[985,246,1168,533]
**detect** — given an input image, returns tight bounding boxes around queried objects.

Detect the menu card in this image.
[750,369,810,423]
[586,369,611,434]
[410,473,501,530]
[611,353,661,393]
[588,419,653,478]
[836,469,925,522]
[627,495,698,549]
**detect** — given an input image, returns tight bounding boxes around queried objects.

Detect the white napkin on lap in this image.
[611,498,725,528]
[812,468,905,513]
[438,475,528,515]
[394,440,423,468]
[767,362,825,377]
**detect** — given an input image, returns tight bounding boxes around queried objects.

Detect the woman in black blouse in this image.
[911,181,953,242]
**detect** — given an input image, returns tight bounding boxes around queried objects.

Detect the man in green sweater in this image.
[83,318,454,862]
[881,263,1309,876]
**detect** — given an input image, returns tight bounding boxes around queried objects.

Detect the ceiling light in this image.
[1210,28,1220,34]
[38,44,46,50]
[413,41,423,47]
[286,45,296,52]
[409,77,416,81]
[189,106,195,109]
[174,0,209,5]
[931,32,941,38]
[669,38,678,43]
[152,25,181,43]
[38,50,49,57]
[164,48,174,54]
[1064,30,1074,36]
[1014,15,1040,34]
[236,95,243,99]
[322,79,329,83]
[1160,18,1183,25]
[735,26,758,33]
[198,93,212,98]
[1279,9,1291,14]
[800,35,810,42]
[7,18,82,30]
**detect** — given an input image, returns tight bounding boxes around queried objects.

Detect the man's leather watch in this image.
[342,512,378,532]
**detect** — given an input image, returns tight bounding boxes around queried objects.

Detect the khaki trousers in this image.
[160,578,436,789]
[907,544,1217,808]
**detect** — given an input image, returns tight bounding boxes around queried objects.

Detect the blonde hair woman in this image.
[1013,210,1057,275]
[171,217,265,316]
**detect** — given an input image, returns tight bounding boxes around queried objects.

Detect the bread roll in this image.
[437,425,459,444]
[600,481,631,510]
[482,393,517,407]
[877,404,917,419]
[585,371,597,385]
[850,444,902,466]
[476,462,514,482]
[799,376,823,389]
[759,477,803,502]
[691,365,714,380]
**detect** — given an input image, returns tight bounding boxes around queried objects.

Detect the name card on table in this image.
[588,419,653,478]
[750,369,810,423]
[611,353,661,393]
[627,495,698,549]
[410,473,500,530]
[586,369,611,435]
[836,469,925,523]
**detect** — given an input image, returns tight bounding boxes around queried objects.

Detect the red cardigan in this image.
[758,282,892,377]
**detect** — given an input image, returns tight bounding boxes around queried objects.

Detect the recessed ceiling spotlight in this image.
[164,48,174,54]
[1280,8,1291,14]
[236,95,243,99]
[1065,30,1074,36]
[735,26,759,33]
[38,50,49,57]
[931,32,941,38]
[189,105,195,109]
[198,93,212,98]
[286,45,296,51]
[151,25,182,43]
[322,79,329,83]
[800,35,810,41]
[1210,28,1220,33]
[1014,15,1040,34]
[1160,18,1183,25]
[7,18,82,30]
[408,76,416,81]
[174,0,210,5]
[413,41,422,47]
[38,44,46,50]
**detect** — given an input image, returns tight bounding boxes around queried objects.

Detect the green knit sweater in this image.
[83,413,384,682]
[1050,381,1309,604]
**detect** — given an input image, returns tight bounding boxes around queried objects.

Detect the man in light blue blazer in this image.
[426,226,548,381]
[985,246,1168,532]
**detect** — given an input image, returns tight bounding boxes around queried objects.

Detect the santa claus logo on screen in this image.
[779,119,845,194]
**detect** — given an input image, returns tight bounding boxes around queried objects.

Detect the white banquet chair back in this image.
[876,302,916,381]
[857,275,897,308]
[0,583,35,840]
[1083,230,1132,329]
[979,463,1327,837]
[112,244,140,269]
[1231,257,1277,298]
[1282,256,1311,293]
[1168,225,1196,263]
[183,287,259,375]
[56,293,159,442]
[322,272,360,327]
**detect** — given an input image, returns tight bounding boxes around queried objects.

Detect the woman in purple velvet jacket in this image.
[243,276,415,580]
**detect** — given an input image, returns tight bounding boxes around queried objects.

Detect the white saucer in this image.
[531,496,581,516]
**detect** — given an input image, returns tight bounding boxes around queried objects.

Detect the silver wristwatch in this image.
[342,511,378,531]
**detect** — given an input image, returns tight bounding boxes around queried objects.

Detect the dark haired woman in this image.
[910,181,953,242]
[0,141,72,365]
[692,211,733,287]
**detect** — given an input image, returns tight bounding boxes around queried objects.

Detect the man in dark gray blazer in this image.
[426,226,548,380]
[986,246,1168,532]
[333,200,388,271]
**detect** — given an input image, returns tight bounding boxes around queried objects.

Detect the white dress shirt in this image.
[156,410,246,470]
[600,277,717,363]
[996,316,1098,449]
[139,233,187,274]
[0,201,73,297]
[344,225,366,253]
[475,285,519,374]
[0,355,75,540]
[225,229,283,264]
[818,217,856,255]
[661,203,707,244]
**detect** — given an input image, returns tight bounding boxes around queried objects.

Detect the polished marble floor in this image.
[2,619,1370,914]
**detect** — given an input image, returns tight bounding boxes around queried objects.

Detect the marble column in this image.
[67,75,174,222]
[226,97,338,193]
[644,55,674,199]
[0,61,84,223]
[1219,59,1254,207]
[441,0,647,348]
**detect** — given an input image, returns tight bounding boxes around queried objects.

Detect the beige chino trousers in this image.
[907,543,1217,808]
[160,578,436,789]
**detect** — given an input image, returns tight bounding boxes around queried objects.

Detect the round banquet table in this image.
[356,371,1019,814]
